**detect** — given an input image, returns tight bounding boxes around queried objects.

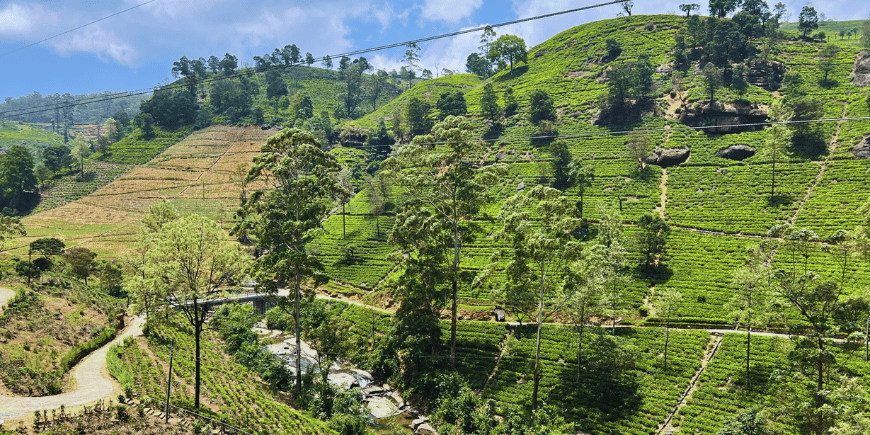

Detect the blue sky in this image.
[1,0,867,100]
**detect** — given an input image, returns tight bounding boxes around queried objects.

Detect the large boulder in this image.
[677,102,768,134]
[645,147,690,168]
[715,144,756,161]
[853,51,870,88]
[853,137,870,159]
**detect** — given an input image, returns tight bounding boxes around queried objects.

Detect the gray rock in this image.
[416,423,439,435]
[412,417,430,429]
[645,147,690,168]
[517,181,525,191]
[853,51,870,87]
[494,309,506,322]
[715,144,756,161]
[853,137,870,159]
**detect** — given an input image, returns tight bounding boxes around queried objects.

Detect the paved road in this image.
[0,316,145,422]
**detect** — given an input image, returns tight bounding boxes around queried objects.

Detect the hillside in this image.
[328,14,870,321]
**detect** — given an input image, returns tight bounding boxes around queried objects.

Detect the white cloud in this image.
[0,3,60,38]
[50,25,138,66]
[421,0,482,23]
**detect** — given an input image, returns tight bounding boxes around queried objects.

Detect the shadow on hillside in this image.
[16,191,41,216]
[767,194,794,208]
[790,130,828,161]
[492,65,529,82]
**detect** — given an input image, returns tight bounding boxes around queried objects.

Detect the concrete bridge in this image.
[176,290,279,316]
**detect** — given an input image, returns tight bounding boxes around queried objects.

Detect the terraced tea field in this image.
[5,125,277,258]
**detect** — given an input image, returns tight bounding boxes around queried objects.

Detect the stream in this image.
[255,324,437,435]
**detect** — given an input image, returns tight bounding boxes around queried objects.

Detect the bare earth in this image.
[0,316,145,422]
[0,288,14,310]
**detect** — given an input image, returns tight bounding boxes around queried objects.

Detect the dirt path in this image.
[789,102,848,226]
[656,334,723,435]
[0,316,145,422]
[0,288,14,311]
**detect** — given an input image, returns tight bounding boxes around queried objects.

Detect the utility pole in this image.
[165,339,175,423]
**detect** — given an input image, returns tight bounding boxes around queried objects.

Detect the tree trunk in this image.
[295,275,302,397]
[577,305,585,384]
[194,322,202,409]
[342,203,346,239]
[746,287,752,391]
[771,145,776,198]
[450,218,459,372]
[532,270,546,411]
[664,318,670,370]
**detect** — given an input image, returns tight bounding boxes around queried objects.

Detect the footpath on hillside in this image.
[0,316,145,424]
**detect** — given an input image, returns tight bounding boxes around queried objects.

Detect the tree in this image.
[637,213,670,270]
[16,260,40,286]
[265,70,288,100]
[0,144,37,213]
[550,140,572,190]
[488,35,527,76]
[34,164,51,189]
[479,83,501,123]
[729,242,774,390]
[207,55,221,74]
[335,167,354,239]
[368,69,389,111]
[477,25,496,77]
[702,62,723,104]
[29,237,65,268]
[718,407,771,435]
[679,3,700,17]
[421,69,433,80]
[100,260,124,296]
[133,112,155,139]
[305,52,315,66]
[569,158,595,220]
[625,131,651,171]
[142,214,248,409]
[42,144,73,172]
[528,89,556,125]
[597,202,628,334]
[366,172,391,237]
[768,224,848,434]
[436,91,467,120]
[64,247,97,285]
[767,101,792,198]
[339,57,369,119]
[497,185,580,411]
[465,53,491,77]
[605,38,622,59]
[653,288,683,370]
[620,0,633,16]
[403,43,421,90]
[406,97,433,137]
[234,128,343,396]
[385,116,503,373]
[367,118,395,161]
[799,5,819,38]
[139,88,198,129]
[500,88,518,119]
[709,0,739,18]
[817,44,841,85]
[219,53,238,75]
[322,54,333,70]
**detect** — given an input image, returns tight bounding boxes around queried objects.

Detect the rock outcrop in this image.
[853,51,870,88]
[645,147,690,167]
[715,144,757,161]
[853,136,870,159]
[678,102,768,134]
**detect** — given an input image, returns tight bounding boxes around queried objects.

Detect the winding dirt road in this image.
[0,316,145,422]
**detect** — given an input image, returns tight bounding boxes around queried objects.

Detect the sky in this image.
[0,0,868,100]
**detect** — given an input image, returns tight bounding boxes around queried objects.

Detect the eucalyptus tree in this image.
[384,116,503,371]
[234,128,344,396]
[768,223,849,434]
[365,172,391,237]
[497,185,581,410]
[335,167,355,239]
[141,214,248,409]
[596,202,628,334]
[562,243,605,382]
[729,242,775,390]
[568,158,595,220]
[653,288,683,370]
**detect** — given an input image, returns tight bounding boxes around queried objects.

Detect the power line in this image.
[0,0,625,119]
[0,0,159,59]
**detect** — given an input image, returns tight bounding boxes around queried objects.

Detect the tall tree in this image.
[479,83,501,123]
[769,224,847,435]
[569,158,595,220]
[436,91,467,120]
[142,214,248,409]
[366,172,391,237]
[42,144,73,172]
[550,140,572,190]
[406,97,433,137]
[385,116,503,372]
[817,44,841,85]
[234,128,343,396]
[0,145,37,213]
[637,213,670,270]
[528,89,556,125]
[653,288,683,370]
[403,43,421,90]
[768,100,793,198]
[729,242,775,390]
[497,185,580,411]
[798,5,819,38]
[305,52,315,66]
[563,242,606,382]
[335,167,354,239]
[679,3,700,17]
[702,62,723,104]
[709,0,739,18]
[0,215,25,251]
[488,35,528,76]
[369,69,389,111]
[64,247,97,285]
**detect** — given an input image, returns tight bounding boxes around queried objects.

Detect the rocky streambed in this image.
[255,325,438,435]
